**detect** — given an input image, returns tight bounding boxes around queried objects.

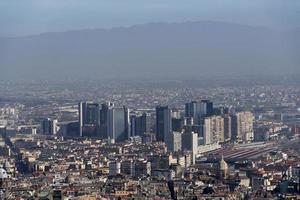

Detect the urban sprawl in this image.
[0,81,300,199]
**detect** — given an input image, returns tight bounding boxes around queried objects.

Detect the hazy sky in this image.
[1,0,300,36]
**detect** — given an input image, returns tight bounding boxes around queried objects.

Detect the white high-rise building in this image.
[169,132,182,152]
[203,116,224,145]
[232,112,254,142]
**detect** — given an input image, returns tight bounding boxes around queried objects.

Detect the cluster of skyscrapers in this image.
[74,100,253,155]
[79,102,130,142]
[38,100,254,160]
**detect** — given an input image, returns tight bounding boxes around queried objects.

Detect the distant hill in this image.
[0,21,299,80]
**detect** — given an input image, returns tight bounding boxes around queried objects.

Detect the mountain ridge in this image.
[0,21,273,39]
[0,21,299,80]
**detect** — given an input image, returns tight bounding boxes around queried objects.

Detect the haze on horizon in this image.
[0,0,299,81]
[1,0,300,37]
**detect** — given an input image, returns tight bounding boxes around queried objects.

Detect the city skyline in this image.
[0,0,300,199]
[1,88,300,198]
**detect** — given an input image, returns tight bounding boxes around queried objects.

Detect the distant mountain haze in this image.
[0,21,299,80]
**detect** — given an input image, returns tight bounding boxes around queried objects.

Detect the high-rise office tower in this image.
[100,102,114,139]
[79,101,100,137]
[130,115,136,137]
[185,101,201,125]
[203,116,224,145]
[231,114,238,141]
[130,112,148,137]
[171,109,183,132]
[61,121,79,137]
[172,118,184,132]
[200,100,214,118]
[136,113,147,135]
[231,111,254,142]
[41,118,57,135]
[182,131,198,164]
[185,100,214,125]
[107,106,130,142]
[156,106,172,143]
[223,114,232,141]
